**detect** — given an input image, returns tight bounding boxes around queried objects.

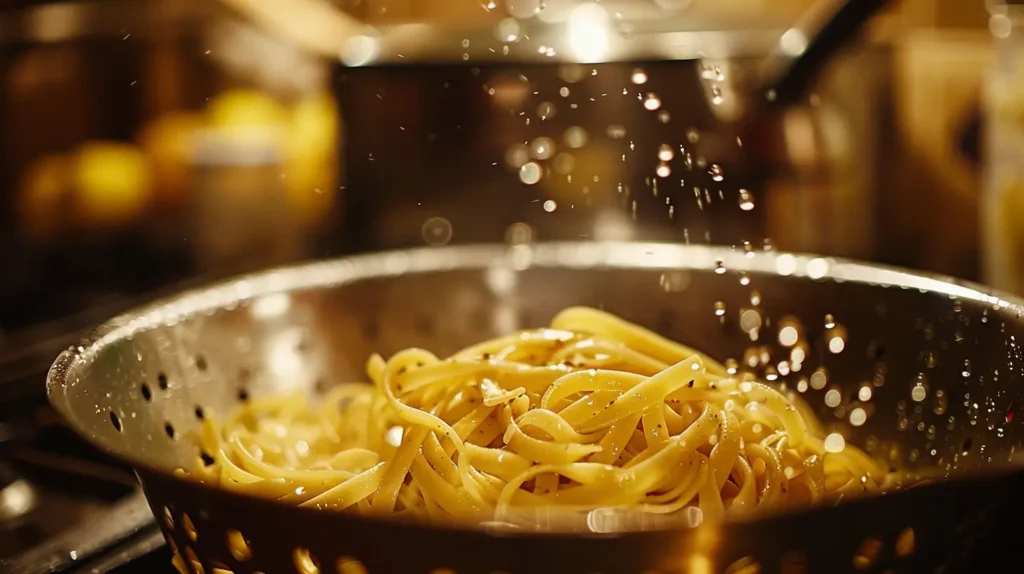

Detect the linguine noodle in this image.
[182,307,901,531]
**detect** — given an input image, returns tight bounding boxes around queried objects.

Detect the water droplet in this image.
[714,260,726,274]
[811,369,827,389]
[739,272,750,286]
[543,200,557,212]
[655,163,671,178]
[825,389,841,408]
[778,325,799,347]
[739,309,762,333]
[962,359,972,378]
[849,408,867,427]
[497,18,520,42]
[519,162,542,185]
[643,93,661,111]
[657,110,671,123]
[537,101,556,120]
[657,144,674,162]
[686,128,700,143]
[750,290,762,306]
[553,153,576,174]
[858,385,873,402]
[724,358,738,375]
[824,314,836,329]
[714,301,727,319]
[738,189,755,211]
[606,125,627,139]
[911,374,928,402]
[421,217,453,246]
[711,85,723,105]
[564,126,588,148]
[505,222,534,245]
[708,164,724,182]
[824,433,845,453]
[530,137,555,160]
[505,143,530,168]
[933,389,948,415]
[827,327,846,354]
[631,68,648,84]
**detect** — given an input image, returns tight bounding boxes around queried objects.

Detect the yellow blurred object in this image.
[137,111,203,206]
[996,182,1024,288]
[71,141,153,229]
[283,92,340,223]
[206,89,289,129]
[17,154,70,242]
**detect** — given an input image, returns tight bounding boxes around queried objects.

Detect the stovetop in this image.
[0,369,174,574]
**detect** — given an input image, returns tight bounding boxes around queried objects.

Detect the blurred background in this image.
[0,0,1013,571]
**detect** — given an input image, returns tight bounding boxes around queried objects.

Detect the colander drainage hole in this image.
[724,557,761,574]
[158,372,169,390]
[194,405,206,420]
[109,411,122,432]
[853,537,883,570]
[165,422,177,439]
[293,547,320,574]
[182,512,197,542]
[337,556,367,574]
[195,355,208,371]
[141,383,153,402]
[896,527,915,557]
[780,552,808,574]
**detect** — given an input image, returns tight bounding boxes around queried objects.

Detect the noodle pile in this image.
[185,307,900,530]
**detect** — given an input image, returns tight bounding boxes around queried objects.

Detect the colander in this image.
[46,242,1024,574]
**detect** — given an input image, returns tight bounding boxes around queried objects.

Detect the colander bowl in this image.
[46,242,1024,574]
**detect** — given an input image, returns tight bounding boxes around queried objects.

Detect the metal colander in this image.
[46,242,1024,574]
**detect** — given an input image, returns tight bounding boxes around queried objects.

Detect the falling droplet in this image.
[711,85,723,105]
[708,164,724,182]
[962,360,971,378]
[537,101,556,120]
[631,68,648,84]
[686,128,700,143]
[655,163,671,178]
[824,314,836,329]
[739,272,750,286]
[714,260,726,274]
[657,110,671,123]
[643,93,661,111]
[750,290,762,306]
[738,189,755,211]
[714,301,727,319]
[657,144,675,162]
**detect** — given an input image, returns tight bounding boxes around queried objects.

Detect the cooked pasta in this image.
[183,306,902,530]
